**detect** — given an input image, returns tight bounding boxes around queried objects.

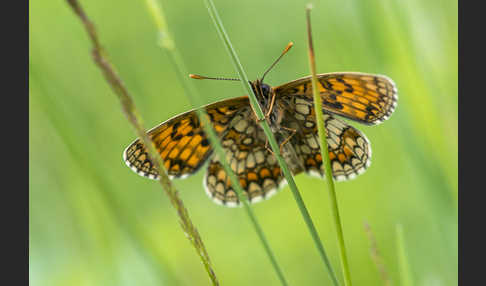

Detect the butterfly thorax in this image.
[249,79,304,173]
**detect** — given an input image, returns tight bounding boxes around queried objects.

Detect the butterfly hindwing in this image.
[204,108,286,206]
[280,94,372,181]
[305,114,371,181]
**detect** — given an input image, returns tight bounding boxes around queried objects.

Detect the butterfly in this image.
[123,43,397,207]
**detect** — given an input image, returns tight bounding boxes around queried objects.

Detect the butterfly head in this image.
[250,79,273,107]
[249,42,292,109]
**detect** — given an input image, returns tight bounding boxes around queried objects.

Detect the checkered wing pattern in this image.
[281,95,372,181]
[123,72,396,207]
[204,108,286,207]
[123,97,249,179]
[275,72,398,125]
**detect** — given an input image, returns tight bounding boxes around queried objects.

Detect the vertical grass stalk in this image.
[364,222,391,286]
[65,0,219,284]
[145,0,289,285]
[306,5,353,286]
[202,0,339,285]
[396,224,414,286]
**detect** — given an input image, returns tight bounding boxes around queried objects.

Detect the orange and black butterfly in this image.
[123,43,397,207]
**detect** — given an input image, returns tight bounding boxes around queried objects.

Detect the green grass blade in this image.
[305,6,352,286]
[145,1,290,285]
[396,224,414,286]
[202,0,339,285]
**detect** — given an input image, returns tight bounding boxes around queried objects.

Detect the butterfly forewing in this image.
[274,72,398,125]
[123,96,249,179]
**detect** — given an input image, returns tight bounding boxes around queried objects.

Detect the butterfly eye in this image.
[261,84,271,98]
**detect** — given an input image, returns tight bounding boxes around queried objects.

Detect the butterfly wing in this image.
[123,96,249,179]
[274,72,398,125]
[204,108,287,207]
[280,95,371,181]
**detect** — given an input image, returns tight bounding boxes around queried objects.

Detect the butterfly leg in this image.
[250,103,267,123]
[250,92,277,123]
[264,92,277,119]
[262,126,297,155]
[264,138,275,155]
[278,126,297,153]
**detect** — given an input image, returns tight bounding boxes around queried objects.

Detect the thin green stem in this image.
[364,222,391,286]
[202,0,339,285]
[65,0,219,285]
[396,224,414,286]
[306,6,352,286]
[145,1,289,285]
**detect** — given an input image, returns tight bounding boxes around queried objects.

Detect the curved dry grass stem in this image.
[306,6,352,286]
[65,1,219,285]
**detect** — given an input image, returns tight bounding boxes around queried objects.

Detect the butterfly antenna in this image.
[189,74,240,81]
[261,42,293,81]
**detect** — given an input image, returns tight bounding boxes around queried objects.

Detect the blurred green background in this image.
[29,0,457,285]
